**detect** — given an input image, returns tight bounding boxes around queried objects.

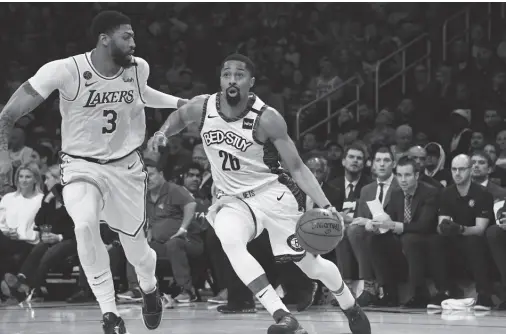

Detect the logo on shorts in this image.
[287,234,304,252]
[83,71,92,80]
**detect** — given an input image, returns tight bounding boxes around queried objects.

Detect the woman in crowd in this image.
[2,165,76,302]
[0,163,43,299]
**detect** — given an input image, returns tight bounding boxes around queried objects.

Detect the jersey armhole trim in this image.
[198,96,211,133]
[252,104,267,145]
[134,59,147,104]
[60,57,80,102]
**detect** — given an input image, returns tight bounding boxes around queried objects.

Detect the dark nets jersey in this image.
[28,50,148,160]
[199,93,283,196]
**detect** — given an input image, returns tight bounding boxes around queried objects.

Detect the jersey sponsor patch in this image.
[202,130,253,152]
[242,118,254,130]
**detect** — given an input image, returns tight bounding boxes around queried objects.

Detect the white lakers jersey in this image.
[200,93,282,196]
[28,51,148,160]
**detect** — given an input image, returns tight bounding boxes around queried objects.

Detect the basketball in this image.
[295,208,344,255]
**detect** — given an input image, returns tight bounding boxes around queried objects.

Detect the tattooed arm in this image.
[0,82,45,161]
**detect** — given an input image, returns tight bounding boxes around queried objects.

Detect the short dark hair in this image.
[90,10,131,39]
[183,162,204,177]
[470,150,493,167]
[221,53,256,77]
[397,156,419,173]
[343,143,366,160]
[373,146,394,161]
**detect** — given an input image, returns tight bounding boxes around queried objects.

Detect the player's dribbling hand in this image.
[147,132,168,153]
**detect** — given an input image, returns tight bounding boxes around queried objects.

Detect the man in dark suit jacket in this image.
[370,156,439,307]
[347,146,399,306]
[470,150,506,202]
[408,146,443,189]
[328,144,372,281]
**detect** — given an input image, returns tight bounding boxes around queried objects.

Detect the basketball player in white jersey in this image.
[0,11,188,334]
[148,54,371,334]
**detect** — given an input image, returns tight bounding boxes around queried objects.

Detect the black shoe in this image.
[356,290,377,307]
[4,273,29,303]
[268,310,308,334]
[402,295,430,309]
[496,300,506,310]
[343,303,371,334]
[427,292,450,309]
[372,291,398,307]
[296,281,318,312]
[139,284,163,330]
[102,312,127,334]
[474,294,494,311]
[217,302,256,314]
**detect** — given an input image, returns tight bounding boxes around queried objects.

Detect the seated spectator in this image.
[408,146,443,188]
[482,107,504,143]
[485,202,506,310]
[117,159,201,303]
[347,146,399,306]
[8,128,35,170]
[2,165,76,302]
[484,143,506,186]
[0,163,43,296]
[369,156,439,308]
[390,125,413,163]
[495,129,506,170]
[424,142,452,187]
[470,150,506,201]
[428,155,494,310]
[324,141,344,180]
[446,109,473,163]
[469,130,486,152]
[192,144,213,200]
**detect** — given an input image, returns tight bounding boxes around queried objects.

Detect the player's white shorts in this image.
[207,174,307,263]
[60,150,147,237]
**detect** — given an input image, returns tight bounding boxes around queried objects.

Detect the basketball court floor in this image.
[1,301,505,334]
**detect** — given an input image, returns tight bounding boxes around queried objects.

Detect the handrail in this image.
[374,33,431,112]
[442,4,493,61]
[295,74,361,141]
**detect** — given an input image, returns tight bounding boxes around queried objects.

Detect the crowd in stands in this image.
[2,2,506,313]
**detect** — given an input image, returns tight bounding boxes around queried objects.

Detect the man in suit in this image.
[347,146,399,306]
[328,144,371,282]
[408,146,443,188]
[470,150,506,201]
[370,156,439,307]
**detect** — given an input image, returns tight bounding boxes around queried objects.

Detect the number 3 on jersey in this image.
[219,150,240,171]
[102,109,117,134]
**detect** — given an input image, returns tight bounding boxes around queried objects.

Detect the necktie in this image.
[404,194,412,224]
[347,184,355,200]
[378,183,385,204]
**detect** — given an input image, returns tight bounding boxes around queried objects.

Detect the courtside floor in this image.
[1,302,505,334]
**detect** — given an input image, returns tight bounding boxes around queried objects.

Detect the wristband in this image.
[154,131,168,142]
[179,227,187,233]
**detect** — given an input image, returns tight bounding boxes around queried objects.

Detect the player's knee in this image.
[297,254,329,280]
[63,182,101,222]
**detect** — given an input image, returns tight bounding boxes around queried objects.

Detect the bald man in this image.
[391,125,413,163]
[427,154,494,310]
[408,146,443,188]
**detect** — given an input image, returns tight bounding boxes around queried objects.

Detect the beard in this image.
[225,86,241,106]
[111,44,134,68]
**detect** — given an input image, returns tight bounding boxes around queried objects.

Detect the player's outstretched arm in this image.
[260,108,331,209]
[0,81,45,159]
[147,95,207,152]
[143,86,188,109]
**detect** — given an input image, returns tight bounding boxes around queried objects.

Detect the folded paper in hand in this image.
[367,199,389,234]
